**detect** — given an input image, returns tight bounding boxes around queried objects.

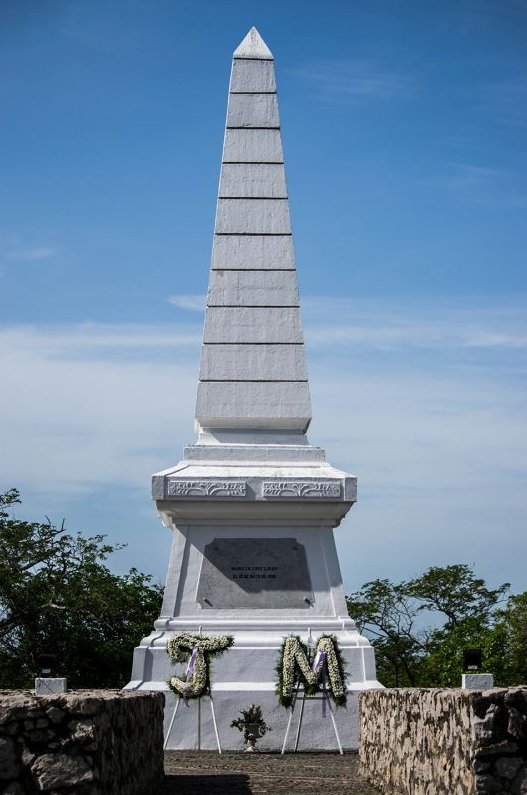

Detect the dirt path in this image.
[163,751,381,794]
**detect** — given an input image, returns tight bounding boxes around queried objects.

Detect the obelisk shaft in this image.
[195,28,311,435]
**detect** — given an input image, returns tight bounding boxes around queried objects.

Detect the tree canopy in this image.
[347,564,523,688]
[0,489,162,689]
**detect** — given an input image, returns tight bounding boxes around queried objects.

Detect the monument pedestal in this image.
[127,438,381,750]
[126,27,382,749]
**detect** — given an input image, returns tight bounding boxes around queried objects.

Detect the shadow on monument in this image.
[163,773,252,794]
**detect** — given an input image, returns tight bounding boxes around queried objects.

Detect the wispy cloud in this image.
[1,294,526,591]
[168,294,205,312]
[480,78,527,128]
[0,232,58,271]
[292,59,416,104]
[424,162,527,208]
[0,323,202,361]
[7,246,57,262]
[302,297,527,353]
[1,299,526,591]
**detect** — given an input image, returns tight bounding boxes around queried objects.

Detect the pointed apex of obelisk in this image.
[233,27,273,60]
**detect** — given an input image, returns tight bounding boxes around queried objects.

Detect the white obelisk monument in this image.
[127,27,381,750]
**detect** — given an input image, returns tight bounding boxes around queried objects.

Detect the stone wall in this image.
[0,689,164,794]
[359,688,527,795]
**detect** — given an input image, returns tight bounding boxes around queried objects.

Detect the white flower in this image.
[166,633,233,700]
[278,635,346,706]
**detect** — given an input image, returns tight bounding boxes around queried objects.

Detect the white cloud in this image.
[168,294,206,312]
[302,297,527,352]
[7,246,57,262]
[0,231,58,272]
[293,59,416,103]
[424,162,527,208]
[1,296,525,591]
[1,323,202,357]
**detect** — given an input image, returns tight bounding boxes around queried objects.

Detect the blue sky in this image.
[1,0,526,596]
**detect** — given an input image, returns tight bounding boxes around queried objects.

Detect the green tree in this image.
[405,564,509,629]
[347,565,511,688]
[494,592,527,685]
[347,578,425,686]
[0,488,163,689]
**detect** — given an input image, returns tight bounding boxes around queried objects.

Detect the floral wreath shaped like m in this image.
[166,632,234,701]
[277,634,347,709]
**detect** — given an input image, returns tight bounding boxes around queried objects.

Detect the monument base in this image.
[126,624,382,750]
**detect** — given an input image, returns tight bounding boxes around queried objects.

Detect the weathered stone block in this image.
[227,93,279,127]
[31,753,95,789]
[34,678,67,695]
[508,707,526,739]
[45,707,65,724]
[0,737,19,780]
[495,757,523,780]
[199,343,308,381]
[512,766,527,794]
[230,59,276,92]
[195,381,312,429]
[463,673,495,690]
[222,128,283,163]
[215,198,290,234]
[203,306,303,343]
[212,233,294,270]
[219,163,287,198]
[207,269,299,306]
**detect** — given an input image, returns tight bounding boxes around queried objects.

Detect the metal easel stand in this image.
[163,693,222,753]
[281,682,343,755]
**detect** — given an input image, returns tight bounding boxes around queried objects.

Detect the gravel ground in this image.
[163,750,381,794]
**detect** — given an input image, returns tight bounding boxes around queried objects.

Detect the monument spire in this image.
[195,27,312,435]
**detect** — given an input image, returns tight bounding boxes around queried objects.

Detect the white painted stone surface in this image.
[211,234,294,269]
[35,678,67,695]
[462,673,494,689]
[207,270,299,306]
[227,93,280,128]
[195,381,311,429]
[203,307,303,342]
[233,27,273,60]
[215,198,290,234]
[222,129,283,163]
[127,27,381,752]
[182,444,326,463]
[219,163,287,198]
[200,344,308,380]
[230,59,276,92]
[128,515,377,750]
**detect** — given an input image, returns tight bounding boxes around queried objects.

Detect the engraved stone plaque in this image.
[197,537,313,609]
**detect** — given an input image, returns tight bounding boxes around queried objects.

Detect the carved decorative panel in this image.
[167,480,246,497]
[262,481,341,498]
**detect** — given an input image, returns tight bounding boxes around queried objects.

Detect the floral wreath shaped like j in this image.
[276,634,347,709]
[166,633,234,700]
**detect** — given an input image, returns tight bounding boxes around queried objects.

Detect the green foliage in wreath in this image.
[166,633,234,700]
[275,634,347,709]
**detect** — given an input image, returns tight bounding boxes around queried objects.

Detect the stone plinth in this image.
[462,672,495,690]
[34,678,67,695]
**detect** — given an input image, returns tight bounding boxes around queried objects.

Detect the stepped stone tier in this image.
[126,27,381,750]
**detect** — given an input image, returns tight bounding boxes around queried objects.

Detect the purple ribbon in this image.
[186,646,198,679]
[322,666,328,719]
[311,649,326,672]
[311,650,328,718]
